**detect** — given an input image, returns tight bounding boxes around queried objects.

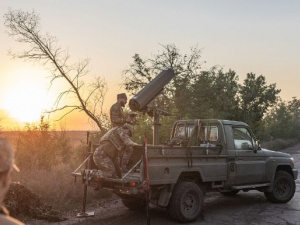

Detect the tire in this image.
[219,190,240,196]
[121,197,146,210]
[168,182,204,222]
[264,171,296,203]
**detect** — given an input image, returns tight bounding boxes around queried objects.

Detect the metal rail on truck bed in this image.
[72,155,143,184]
[71,137,148,193]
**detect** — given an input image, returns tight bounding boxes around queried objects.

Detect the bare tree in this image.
[4,9,108,131]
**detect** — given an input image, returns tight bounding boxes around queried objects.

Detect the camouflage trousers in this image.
[120,146,133,171]
[93,141,121,178]
[93,142,134,178]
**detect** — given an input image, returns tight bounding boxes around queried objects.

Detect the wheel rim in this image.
[181,192,199,215]
[274,177,291,199]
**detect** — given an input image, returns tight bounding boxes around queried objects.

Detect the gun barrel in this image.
[129,68,175,111]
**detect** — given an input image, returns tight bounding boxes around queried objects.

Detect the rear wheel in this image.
[168,182,203,222]
[264,171,295,203]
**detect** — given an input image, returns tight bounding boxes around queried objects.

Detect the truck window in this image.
[176,126,185,138]
[208,126,218,142]
[174,124,194,139]
[198,126,219,143]
[173,123,218,145]
[199,126,219,142]
[232,127,253,150]
[187,125,194,137]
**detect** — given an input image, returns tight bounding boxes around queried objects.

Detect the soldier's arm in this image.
[120,132,139,147]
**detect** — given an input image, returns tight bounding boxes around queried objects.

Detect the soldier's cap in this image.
[117,93,127,100]
[0,138,20,173]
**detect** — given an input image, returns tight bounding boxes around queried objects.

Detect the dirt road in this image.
[28,144,300,225]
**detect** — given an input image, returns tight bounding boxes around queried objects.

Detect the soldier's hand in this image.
[125,116,133,123]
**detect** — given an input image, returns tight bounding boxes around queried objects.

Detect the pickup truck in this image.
[74,119,298,222]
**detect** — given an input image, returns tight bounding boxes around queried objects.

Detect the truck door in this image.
[232,126,266,185]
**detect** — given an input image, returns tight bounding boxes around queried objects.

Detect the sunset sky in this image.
[0,0,299,130]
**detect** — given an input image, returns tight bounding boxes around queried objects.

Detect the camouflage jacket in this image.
[110,102,125,127]
[100,127,137,152]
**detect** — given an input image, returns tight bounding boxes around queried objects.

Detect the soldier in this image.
[0,138,24,225]
[110,93,137,171]
[110,93,133,127]
[93,124,139,178]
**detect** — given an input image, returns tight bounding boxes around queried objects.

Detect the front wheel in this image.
[168,182,204,222]
[264,171,296,203]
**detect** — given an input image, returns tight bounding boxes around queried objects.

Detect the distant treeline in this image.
[122,44,300,146]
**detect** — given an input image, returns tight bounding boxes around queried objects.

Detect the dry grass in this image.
[1,130,111,212]
[12,163,112,211]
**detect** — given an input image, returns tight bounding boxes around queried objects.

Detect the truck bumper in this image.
[292,169,298,180]
[115,186,140,195]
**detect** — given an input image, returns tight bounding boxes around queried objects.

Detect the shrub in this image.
[261,138,299,151]
[15,118,76,170]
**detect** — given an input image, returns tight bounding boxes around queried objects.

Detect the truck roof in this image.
[175,119,248,127]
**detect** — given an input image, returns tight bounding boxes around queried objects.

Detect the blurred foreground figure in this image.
[93,124,139,178]
[0,138,24,225]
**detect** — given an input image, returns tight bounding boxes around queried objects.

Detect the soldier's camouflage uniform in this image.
[110,102,126,127]
[110,101,135,170]
[93,126,138,178]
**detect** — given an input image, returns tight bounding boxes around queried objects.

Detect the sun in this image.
[3,87,47,123]
[1,69,51,124]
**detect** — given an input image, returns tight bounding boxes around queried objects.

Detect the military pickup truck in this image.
[74,119,298,223]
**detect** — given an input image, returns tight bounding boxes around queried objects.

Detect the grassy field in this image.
[1,130,111,214]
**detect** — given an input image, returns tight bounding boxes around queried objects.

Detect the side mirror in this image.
[241,142,251,150]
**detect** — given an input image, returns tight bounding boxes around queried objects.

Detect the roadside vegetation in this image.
[1,117,110,221]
